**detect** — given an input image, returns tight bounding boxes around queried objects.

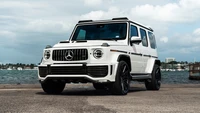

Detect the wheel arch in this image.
[117,55,132,71]
[155,59,161,66]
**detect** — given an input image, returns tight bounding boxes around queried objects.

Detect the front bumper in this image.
[38,63,117,83]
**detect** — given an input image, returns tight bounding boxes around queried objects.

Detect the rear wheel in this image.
[41,80,65,94]
[145,64,161,90]
[110,61,130,95]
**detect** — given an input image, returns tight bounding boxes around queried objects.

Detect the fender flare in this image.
[155,59,161,66]
[117,55,132,71]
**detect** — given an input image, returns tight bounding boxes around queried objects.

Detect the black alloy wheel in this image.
[120,63,130,94]
[145,64,161,90]
[41,80,65,94]
[93,83,107,90]
[110,61,130,95]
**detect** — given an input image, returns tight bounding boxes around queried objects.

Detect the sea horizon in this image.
[0,70,199,84]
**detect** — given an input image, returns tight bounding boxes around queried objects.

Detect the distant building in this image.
[24,66,31,70]
[165,57,175,63]
[33,67,38,70]
[17,67,23,70]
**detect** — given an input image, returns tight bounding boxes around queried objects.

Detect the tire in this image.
[41,80,65,94]
[93,83,106,90]
[145,64,161,90]
[110,61,130,95]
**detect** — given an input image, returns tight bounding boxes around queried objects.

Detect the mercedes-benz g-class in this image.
[38,17,161,95]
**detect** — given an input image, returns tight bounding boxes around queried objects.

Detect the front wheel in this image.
[145,64,161,90]
[109,61,130,95]
[41,80,65,94]
[93,83,107,90]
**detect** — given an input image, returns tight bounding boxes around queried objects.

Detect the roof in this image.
[78,17,154,32]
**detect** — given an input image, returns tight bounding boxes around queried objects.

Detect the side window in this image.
[77,29,86,40]
[148,32,157,49]
[140,28,148,47]
[130,25,138,37]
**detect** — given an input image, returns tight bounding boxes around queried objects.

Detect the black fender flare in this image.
[117,55,132,71]
[155,59,161,66]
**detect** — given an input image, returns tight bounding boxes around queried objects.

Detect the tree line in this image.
[160,61,199,69]
[0,63,37,69]
[161,61,189,64]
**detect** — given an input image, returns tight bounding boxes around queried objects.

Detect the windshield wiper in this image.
[100,38,118,41]
[73,40,87,43]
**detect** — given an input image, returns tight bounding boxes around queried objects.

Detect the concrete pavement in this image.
[0,84,200,113]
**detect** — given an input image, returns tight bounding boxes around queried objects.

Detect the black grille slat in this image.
[51,66,87,75]
[61,50,63,61]
[52,49,88,61]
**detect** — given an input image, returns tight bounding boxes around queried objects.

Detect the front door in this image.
[129,24,143,73]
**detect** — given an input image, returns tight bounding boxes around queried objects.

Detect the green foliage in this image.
[0,63,37,69]
[161,61,189,69]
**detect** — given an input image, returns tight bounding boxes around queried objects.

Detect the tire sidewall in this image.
[153,65,161,90]
[114,61,130,95]
[41,80,65,94]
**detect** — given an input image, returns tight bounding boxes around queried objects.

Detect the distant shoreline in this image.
[0,69,38,70]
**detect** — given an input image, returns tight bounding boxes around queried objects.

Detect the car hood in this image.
[53,40,126,48]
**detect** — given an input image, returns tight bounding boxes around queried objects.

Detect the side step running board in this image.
[131,74,151,80]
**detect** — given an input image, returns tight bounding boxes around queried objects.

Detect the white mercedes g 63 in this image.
[38,17,161,95]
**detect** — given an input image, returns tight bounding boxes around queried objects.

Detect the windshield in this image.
[71,23,127,41]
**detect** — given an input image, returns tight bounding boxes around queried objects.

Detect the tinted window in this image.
[72,23,127,40]
[77,29,86,40]
[130,25,138,37]
[148,32,157,49]
[140,28,148,47]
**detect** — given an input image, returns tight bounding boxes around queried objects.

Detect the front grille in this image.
[51,66,87,75]
[38,66,108,78]
[52,49,88,61]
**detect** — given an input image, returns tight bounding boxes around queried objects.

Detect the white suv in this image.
[38,17,161,95]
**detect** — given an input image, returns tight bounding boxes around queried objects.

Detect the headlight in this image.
[93,49,103,59]
[44,50,51,60]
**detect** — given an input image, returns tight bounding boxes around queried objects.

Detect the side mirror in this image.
[130,36,142,44]
[45,45,52,49]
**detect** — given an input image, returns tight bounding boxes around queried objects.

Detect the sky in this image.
[0,0,200,64]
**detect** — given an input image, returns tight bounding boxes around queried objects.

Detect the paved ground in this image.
[0,84,200,113]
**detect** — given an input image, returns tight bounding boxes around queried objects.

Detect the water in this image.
[162,71,200,84]
[0,70,199,84]
[0,70,38,84]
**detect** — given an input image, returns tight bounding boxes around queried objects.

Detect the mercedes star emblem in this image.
[65,50,74,61]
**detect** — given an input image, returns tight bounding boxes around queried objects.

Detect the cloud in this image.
[83,0,103,6]
[1,0,200,63]
[158,28,200,55]
[23,19,73,33]
[160,37,168,43]
[81,11,104,20]
[0,30,16,38]
[129,0,200,23]
[0,1,48,8]
[79,0,200,60]
[80,7,123,20]
[0,31,16,47]
[192,28,200,43]
[179,47,200,54]
[80,0,200,25]
[193,28,200,36]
